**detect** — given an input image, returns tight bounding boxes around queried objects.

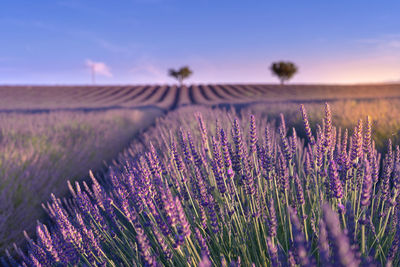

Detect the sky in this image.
[0,0,400,85]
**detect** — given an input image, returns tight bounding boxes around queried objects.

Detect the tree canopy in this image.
[168,66,193,86]
[270,61,298,85]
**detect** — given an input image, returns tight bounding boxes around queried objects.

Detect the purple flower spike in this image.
[323,203,359,267]
[300,104,315,145]
[175,198,191,238]
[288,207,312,267]
[350,120,363,163]
[329,160,343,199]
[171,141,185,172]
[279,127,292,162]
[294,173,305,205]
[267,197,277,238]
[249,114,258,153]
[360,159,372,206]
[198,252,212,267]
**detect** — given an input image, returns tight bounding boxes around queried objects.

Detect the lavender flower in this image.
[288,207,312,267]
[171,141,185,172]
[350,120,363,163]
[293,173,305,205]
[323,203,359,267]
[267,197,277,238]
[360,159,373,206]
[300,104,315,145]
[249,114,257,153]
[329,160,343,199]
[324,103,333,149]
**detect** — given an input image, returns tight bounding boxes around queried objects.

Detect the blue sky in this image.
[0,0,400,84]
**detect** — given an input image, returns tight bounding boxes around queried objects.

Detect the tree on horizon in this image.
[270,61,298,85]
[168,66,193,86]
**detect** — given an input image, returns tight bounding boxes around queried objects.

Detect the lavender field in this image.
[1,85,400,266]
[0,108,161,251]
[1,100,400,266]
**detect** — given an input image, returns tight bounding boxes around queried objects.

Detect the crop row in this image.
[1,84,400,111]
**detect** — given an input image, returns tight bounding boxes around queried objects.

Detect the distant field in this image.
[0,108,161,250]
[1,83,399,111]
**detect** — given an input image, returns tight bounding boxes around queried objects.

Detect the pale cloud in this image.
[85,60,112,77]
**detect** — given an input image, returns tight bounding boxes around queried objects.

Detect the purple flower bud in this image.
[280,113,286,135]
[179,128,193,164]
[207,195,219,233]
[323,103,333,149]
[329,160,343,199]
[300,104,315,145]
[195,228,210,257]
[290,127,297,156]
[280,127,292,162]
[361,159,373,206]
[249,114,258,153]
[171,141,185,172]
[220,129,233,172]
[288,207,312,266]
[294,174,305,205]
[267,197,277,238]
[196,112,209,154]
[152,223,172,260]
[136,226,156,266]
[363,116,372,155]
[318,220,330,264]
[187,131,204,168]
[350,120,363,163]
[266,237,279,266]
[278,153,289,192]
[198,252,212,267]
[323,204,359,267]
[175,197,191,238]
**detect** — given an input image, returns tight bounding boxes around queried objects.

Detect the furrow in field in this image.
[95,86,131,105]
[219,85,249,100]
[73,86,109,100]
[108,86,145,105]
[207,85,226,100]
[157,86,177,110]
[188,85,197,105]
[141,86,161,102]
[226,84,255,99]
[125,86,159,105]
[140,85,168,106]
[190,85,207,104]
[244,85,267,95]
[178,86,192,106]
[90,86,125,103]
[198,85,213,102]
[156,86,171,103]
[106,86,141,104]
[120,86,152,105]
[212,84,242,99]
[237,85,263,97]
[169,86,181,110]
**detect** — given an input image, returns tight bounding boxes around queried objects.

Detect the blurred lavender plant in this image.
[4,104,400,266]
[0,108,161,251]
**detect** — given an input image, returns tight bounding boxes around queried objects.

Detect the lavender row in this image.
[4,104,400,266]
